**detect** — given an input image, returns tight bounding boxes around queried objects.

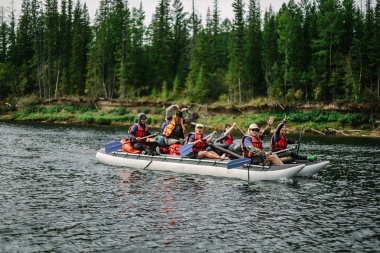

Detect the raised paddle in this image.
[179,132,215,157]
[105,134,156,154]
[227,146,297,169]
[235,124,245,135]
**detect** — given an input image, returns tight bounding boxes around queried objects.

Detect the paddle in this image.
[105,134,156,154]
[208,143,243,159]
[297,126,303,154]
[179,132,215,157]
[227,146,296,169]
[235,124,245,135]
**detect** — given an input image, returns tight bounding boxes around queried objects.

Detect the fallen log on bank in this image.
[328,128,348,136]
[311,128,326,135]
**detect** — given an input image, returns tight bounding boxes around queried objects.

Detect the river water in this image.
[0,121,379,252]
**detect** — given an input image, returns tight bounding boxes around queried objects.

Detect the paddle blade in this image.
[105,141,123,153]
[179,144,193,157]
[227,158,251,169]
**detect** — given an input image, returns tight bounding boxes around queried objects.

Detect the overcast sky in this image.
[1,0,288,23]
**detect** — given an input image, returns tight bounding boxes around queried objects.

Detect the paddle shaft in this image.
[227,146,297,169]
[105,134,156,154]
[271,146,296,155]
[179,132,215,156]
[235,124,245,135]
[297,127,303,154]
[191,132,215,145]
[208,143,243,159]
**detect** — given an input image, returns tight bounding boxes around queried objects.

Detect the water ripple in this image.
[0,122,379,252]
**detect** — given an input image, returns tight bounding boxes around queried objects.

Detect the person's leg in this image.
[196,151,208,159]
[165,138,180,145]
[133,142,145,151]
[281,156,295,163]
[289,151,307,160]
[133,143,152,155]
[200,151,228,160]
[265,154,283,165]
[145,141,158,151]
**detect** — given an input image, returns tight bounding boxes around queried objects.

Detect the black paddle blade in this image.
[105,141,123,153]
[179,144,193,157]
[227,158,251,169]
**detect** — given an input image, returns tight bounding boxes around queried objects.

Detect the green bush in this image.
[95,116,111,125]
[108,107,127,115]
[138,108,150,114]
[77,114,94,123]
[361,125,370,131]
[153,108,164,115]
[113,115,135,123]
[339,113,369,125]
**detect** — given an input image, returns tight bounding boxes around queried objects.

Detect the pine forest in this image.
[0,0,379,105]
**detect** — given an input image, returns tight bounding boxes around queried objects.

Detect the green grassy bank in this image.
[0,101,378,137]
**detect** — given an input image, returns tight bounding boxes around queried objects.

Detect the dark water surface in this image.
[1,121,379,252]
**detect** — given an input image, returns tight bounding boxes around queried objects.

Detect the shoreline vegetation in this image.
[0,96,379,138]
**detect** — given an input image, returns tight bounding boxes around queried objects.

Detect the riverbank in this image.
[0,97,379,138]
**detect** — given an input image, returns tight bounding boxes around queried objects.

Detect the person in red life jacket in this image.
[163,104,192,146]
[187,124,229,160]
[270,117,313,161]
[241,117,283,165]
[218,123,236,145]
[129,113,159,155]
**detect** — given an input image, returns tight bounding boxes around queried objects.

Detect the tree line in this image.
[0,0,379,105]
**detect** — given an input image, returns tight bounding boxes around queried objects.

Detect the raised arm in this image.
[165,104,179,119]
[180,107,193,122]
[272,122,284,143]
[261,116,274,138]
[223,123,236,137]
[205,131,217,144]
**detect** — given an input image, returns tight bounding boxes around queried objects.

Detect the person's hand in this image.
[267,116,274,126]
[283,115,289,124]
[232,122,236,127]
[136,137,141,141]
[155,132,159,136]
[181,107,188,112]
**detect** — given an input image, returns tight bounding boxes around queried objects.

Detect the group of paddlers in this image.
[123,104,315,165]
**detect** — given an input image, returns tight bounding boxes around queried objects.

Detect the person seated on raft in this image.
[187,124,229,161]
[218,122,236,145]
[270,116,315,161]
[129,113,159,155]
[162,104,192,145]
[241,117,283,165]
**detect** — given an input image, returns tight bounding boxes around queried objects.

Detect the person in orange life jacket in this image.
[187,124,229,161]
[163,104,192,145]
[156,116,168,149]
[218,122,237,145]
[270,117,309,160]
[159,116,168,136]
[241,117,283,165]
[129,113,159,155]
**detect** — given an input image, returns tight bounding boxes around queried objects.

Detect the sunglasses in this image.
[196,127,203,129]
[250,128,260,132]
